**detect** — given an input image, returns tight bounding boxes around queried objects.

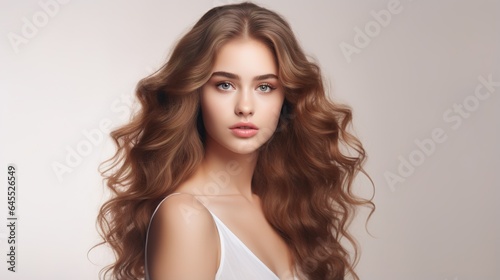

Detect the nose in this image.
[234,88,254,117]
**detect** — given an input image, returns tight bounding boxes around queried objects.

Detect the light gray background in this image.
[1,0,498,279]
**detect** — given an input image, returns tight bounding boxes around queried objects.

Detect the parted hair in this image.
[95,2,374,279]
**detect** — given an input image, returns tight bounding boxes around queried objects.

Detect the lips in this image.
[230,122,258,129]
[229,122,258,138]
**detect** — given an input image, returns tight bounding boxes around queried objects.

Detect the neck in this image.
[196,138,258,201]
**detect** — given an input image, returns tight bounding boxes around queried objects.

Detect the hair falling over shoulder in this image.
[95,2,375,279]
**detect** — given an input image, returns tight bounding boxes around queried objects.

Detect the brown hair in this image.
[95,2,374,279]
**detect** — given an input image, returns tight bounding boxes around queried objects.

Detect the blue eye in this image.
[258,84,275,93]
[217,82,233,91]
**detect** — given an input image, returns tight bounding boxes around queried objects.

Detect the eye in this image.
[257,83,275,93]
[216,82,234,91]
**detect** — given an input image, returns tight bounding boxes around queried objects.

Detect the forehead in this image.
[211,38,278,77]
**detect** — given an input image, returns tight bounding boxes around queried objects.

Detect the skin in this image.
[148,38,295,280]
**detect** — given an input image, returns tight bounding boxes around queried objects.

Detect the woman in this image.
[97,2,374,280]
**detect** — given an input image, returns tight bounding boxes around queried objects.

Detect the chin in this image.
[227,142,263,155]
[229,135,274,153]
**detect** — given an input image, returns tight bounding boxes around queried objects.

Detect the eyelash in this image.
[215,82,276,93]
[258,83,276,92]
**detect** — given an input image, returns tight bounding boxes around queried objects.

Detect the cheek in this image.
[201,101,216,129]
[201,93,225,131]
[262,96,285,126]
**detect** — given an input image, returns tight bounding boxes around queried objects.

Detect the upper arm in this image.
[147,194,219,280]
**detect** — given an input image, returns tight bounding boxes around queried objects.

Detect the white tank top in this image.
[145,193,300,280]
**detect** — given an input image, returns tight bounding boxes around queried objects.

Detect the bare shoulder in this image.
[152,193,213,227]
[147,193,219,280]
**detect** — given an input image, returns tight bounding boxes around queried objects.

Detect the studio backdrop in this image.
[0,0,498,279]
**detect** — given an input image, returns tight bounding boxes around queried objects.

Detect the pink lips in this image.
[229,122,258,138]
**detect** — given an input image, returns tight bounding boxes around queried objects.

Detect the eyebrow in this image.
[210,71,279,81]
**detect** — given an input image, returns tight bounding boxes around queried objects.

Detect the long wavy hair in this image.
[95,2,375,280]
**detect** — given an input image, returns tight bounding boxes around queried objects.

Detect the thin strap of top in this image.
[144,192,187,280]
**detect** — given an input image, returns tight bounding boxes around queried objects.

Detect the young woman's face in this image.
[201,38,285,155]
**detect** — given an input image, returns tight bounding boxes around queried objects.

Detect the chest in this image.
[205,196,294,278]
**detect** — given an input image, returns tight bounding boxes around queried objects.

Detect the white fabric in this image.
[145,193,299,280]
[207,207,280,280]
